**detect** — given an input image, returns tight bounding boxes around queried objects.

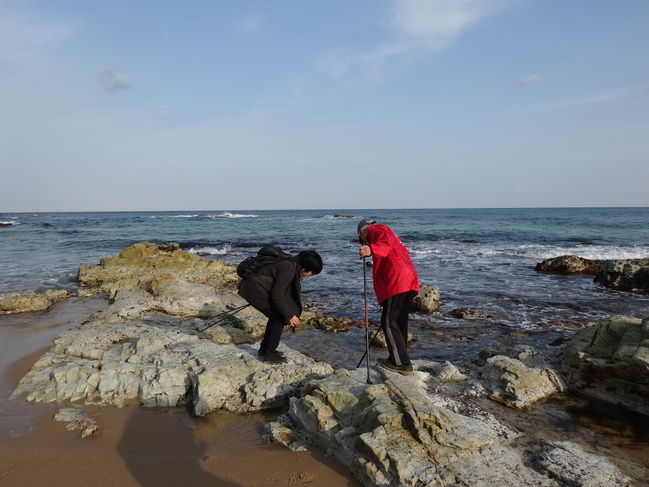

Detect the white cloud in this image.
[98,64,134,92]
[392,0,518,50]
[314,0,521,80]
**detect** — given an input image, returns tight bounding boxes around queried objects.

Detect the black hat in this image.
[357,219,376,234]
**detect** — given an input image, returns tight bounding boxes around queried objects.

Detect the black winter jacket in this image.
[237,257,302,323]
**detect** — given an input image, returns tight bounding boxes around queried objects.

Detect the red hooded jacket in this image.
[365,224,419,305]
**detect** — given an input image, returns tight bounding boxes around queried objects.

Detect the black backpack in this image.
[236,246,293,278]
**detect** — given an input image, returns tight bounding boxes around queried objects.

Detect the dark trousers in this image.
[381,291,415,366]
[258,308,285,354]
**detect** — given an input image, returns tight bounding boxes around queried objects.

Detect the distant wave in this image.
[150,212,258,219]
[206,212,258,219]
[412,241,649,262]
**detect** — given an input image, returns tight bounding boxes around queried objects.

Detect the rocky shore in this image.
[4,243,649,486]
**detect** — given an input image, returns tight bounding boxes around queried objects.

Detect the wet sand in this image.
[0,298,361,487]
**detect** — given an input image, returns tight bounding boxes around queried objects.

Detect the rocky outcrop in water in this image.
[536,255,649,294]
[535,255,604,275]
[594,259,649,293]
[77,241,240,296]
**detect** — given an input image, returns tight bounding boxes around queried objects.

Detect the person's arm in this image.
[367,226,393,257]
[269,260,299,323]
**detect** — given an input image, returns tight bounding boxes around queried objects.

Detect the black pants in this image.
[257,308,286,354]
[381,291,415,366]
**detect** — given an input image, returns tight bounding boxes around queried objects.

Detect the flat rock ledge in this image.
[11,319,333,415]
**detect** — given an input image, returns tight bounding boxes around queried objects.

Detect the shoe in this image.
[377,358,414,376]
[258,349,285,358]
[263,350,288,364]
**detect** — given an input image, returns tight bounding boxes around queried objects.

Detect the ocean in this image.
[2,208,649,366]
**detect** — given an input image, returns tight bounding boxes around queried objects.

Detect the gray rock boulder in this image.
[562,316,649,416]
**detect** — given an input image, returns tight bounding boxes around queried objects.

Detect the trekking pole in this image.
[165,304,251,348]
[362,256,371,384]
[356,326,382,368]
[198,304,251,333]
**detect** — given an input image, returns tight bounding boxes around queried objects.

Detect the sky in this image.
[1,0,648,212]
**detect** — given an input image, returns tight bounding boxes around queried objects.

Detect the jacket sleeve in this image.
[269,260,301,321]
[367,226,393,257]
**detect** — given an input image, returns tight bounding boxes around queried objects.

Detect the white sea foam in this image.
[149,212,257,219]
[187,244,232,256]
[513,244,649,261]
[208,212,258,218]
[413,241,649,262]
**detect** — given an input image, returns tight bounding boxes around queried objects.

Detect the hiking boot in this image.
[258,349,285,358]
[377,358,414,376]
[263,350,288,364]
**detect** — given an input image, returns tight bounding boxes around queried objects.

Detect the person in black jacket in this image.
[238,249,323,363]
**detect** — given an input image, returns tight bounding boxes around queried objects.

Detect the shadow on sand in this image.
[118,406,242,487]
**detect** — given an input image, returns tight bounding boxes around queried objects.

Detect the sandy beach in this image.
[0,298,361,487]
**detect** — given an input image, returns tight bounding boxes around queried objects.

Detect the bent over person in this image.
[357,219,419,375]
[238,249,323,364]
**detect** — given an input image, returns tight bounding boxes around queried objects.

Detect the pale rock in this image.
[482,355,565,408]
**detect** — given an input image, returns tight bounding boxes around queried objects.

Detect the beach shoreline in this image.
[0,298,361,487]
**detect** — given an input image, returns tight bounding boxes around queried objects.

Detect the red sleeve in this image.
[367,225,393,257]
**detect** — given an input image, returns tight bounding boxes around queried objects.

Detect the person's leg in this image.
[257,307,287,363]
[396,290,415,355]
[257,309,285,357]
[264,315,284,353]
[381,292,411,366]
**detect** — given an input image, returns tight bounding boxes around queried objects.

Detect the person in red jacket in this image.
[358,219,419,375]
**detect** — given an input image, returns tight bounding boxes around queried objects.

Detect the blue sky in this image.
[1,0,648,212]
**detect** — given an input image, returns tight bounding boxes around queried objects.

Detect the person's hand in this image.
[289,315,300,326]
[359,245,372,258]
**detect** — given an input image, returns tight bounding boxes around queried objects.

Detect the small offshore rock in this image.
[449,307,495,319]
[535,255,604,275]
